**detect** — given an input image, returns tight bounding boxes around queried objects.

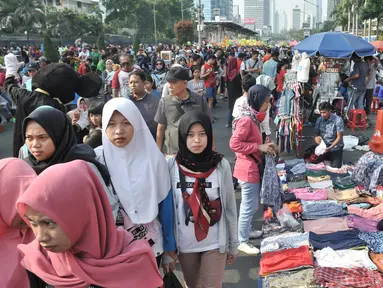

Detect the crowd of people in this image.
[1,38,383,288]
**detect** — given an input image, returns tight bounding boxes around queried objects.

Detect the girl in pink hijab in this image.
[16,160,163,288]
[0,158,36,288]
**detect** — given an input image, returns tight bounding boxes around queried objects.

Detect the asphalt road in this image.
[0,98,376,287]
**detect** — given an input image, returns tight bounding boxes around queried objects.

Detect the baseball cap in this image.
[165,66,189,82]
[26,62,39,71]
[38,56,47,62]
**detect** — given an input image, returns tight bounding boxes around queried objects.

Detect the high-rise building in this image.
[327,0,339,21]
[269,0,277,33]
[279,11,288,33]
[244,0,264,30]
[264,0,270,26]
[196,0,234,21]
[317,0,323,23]
[292,7,301,30]
[274,11,279,34]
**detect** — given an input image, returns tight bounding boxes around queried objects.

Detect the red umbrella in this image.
[290,40,299,47]
[372,40,383,51]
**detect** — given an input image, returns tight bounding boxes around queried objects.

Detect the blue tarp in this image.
[294,32,376,58]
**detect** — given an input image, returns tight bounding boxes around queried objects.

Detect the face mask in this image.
[250,107,267,123]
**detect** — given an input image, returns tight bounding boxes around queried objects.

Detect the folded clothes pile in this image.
[358,232,383,253]
[260,246,314,276]
[309,230,367,250]
[313,247,377,270]
[347,215,379,232]
[313,267,383,288]
[262,268,319,288]
[289,187,328,201]
[301,200,347,220]
[260,157,383,287]
[303,217,350,234]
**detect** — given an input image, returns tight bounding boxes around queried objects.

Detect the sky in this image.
[233,0,327,29]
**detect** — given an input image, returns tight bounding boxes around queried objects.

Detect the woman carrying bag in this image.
[229,84,278,255]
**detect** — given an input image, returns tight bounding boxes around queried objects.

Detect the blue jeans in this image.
[348,88,365,113]
[238,181,260,243]
[205,87,217,99]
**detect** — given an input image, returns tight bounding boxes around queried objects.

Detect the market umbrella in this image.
[290,40,299,47]
[372,40,383,52]
[294,32,376,58]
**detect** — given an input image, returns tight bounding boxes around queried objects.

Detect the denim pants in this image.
[348,88,365,117]
[238,181,260,243]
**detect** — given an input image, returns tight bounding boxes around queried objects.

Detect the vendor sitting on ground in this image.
[314,101,344,168]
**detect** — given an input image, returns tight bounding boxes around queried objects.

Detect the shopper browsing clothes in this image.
[314,102,344,168]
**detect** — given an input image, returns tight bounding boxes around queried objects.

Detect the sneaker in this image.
[238,242,260,255]
[249,230,263,239]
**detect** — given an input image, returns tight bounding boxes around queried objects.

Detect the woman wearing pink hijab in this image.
[16,160,163,288]
[0,158,36,288]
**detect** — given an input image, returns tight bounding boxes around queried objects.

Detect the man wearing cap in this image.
[154,66,211,155]
[23,62,39,91]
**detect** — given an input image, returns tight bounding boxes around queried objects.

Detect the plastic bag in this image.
[276,206,299,228]
[315,140,327,156]
[343,135,359,151]
[163,271,183,288]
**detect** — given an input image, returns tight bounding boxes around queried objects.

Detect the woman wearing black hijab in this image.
[21,105,110,186]
[229,84,278,256]
[167,110,239,288]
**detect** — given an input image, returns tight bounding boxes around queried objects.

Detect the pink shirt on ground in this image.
[230,116,263,183]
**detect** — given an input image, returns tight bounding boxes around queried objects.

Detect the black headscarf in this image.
[248,84,272,112]
[176,111,223,172]
[22,106,110,185]
[152,59,167,74]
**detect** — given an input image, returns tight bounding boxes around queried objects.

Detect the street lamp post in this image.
[153,0,157,45]
[181,0,184,22]
[197,0,201,46]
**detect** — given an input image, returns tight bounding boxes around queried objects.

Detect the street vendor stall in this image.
[294,32,376,119]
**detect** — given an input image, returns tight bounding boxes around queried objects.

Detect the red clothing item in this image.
[230,116,263,183]
[260,245,314,276]
[263,54,271,62]
[77,62,90,76]
[236,58,242,70]
[0,72,5,87]
[314,267,383,288]
[203,63,216,88]
[276,69,286,92]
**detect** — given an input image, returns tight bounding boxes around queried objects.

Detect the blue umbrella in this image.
[294,32,376,58]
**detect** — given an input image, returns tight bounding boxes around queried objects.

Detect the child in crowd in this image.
[232,74,257,119]
[276,60,288,101]
[188,67,206,96]
[145,75,161,98]
[88,102,104,130]
[84,128,102,148]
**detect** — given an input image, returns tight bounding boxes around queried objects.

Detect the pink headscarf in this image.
[0,158,36,288]
[17,160,163,288]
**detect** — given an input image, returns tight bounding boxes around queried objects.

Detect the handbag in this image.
[163,271,183,288]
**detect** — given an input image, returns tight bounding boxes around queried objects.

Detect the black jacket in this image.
[5,76,64,157]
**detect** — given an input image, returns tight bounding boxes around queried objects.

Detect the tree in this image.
[102,0,194,41]
[44,33,59,63]
[45,7,102,38]
[320,21,335,32]
[174,20,194,45]
[0,0,44,34]
[360,0,383,35]
[97,31,106,51]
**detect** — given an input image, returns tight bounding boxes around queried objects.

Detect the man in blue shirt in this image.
[262,50,279,81]
[315,102,344,168]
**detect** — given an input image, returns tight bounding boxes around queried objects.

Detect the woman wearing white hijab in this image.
[95,97,176,271]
